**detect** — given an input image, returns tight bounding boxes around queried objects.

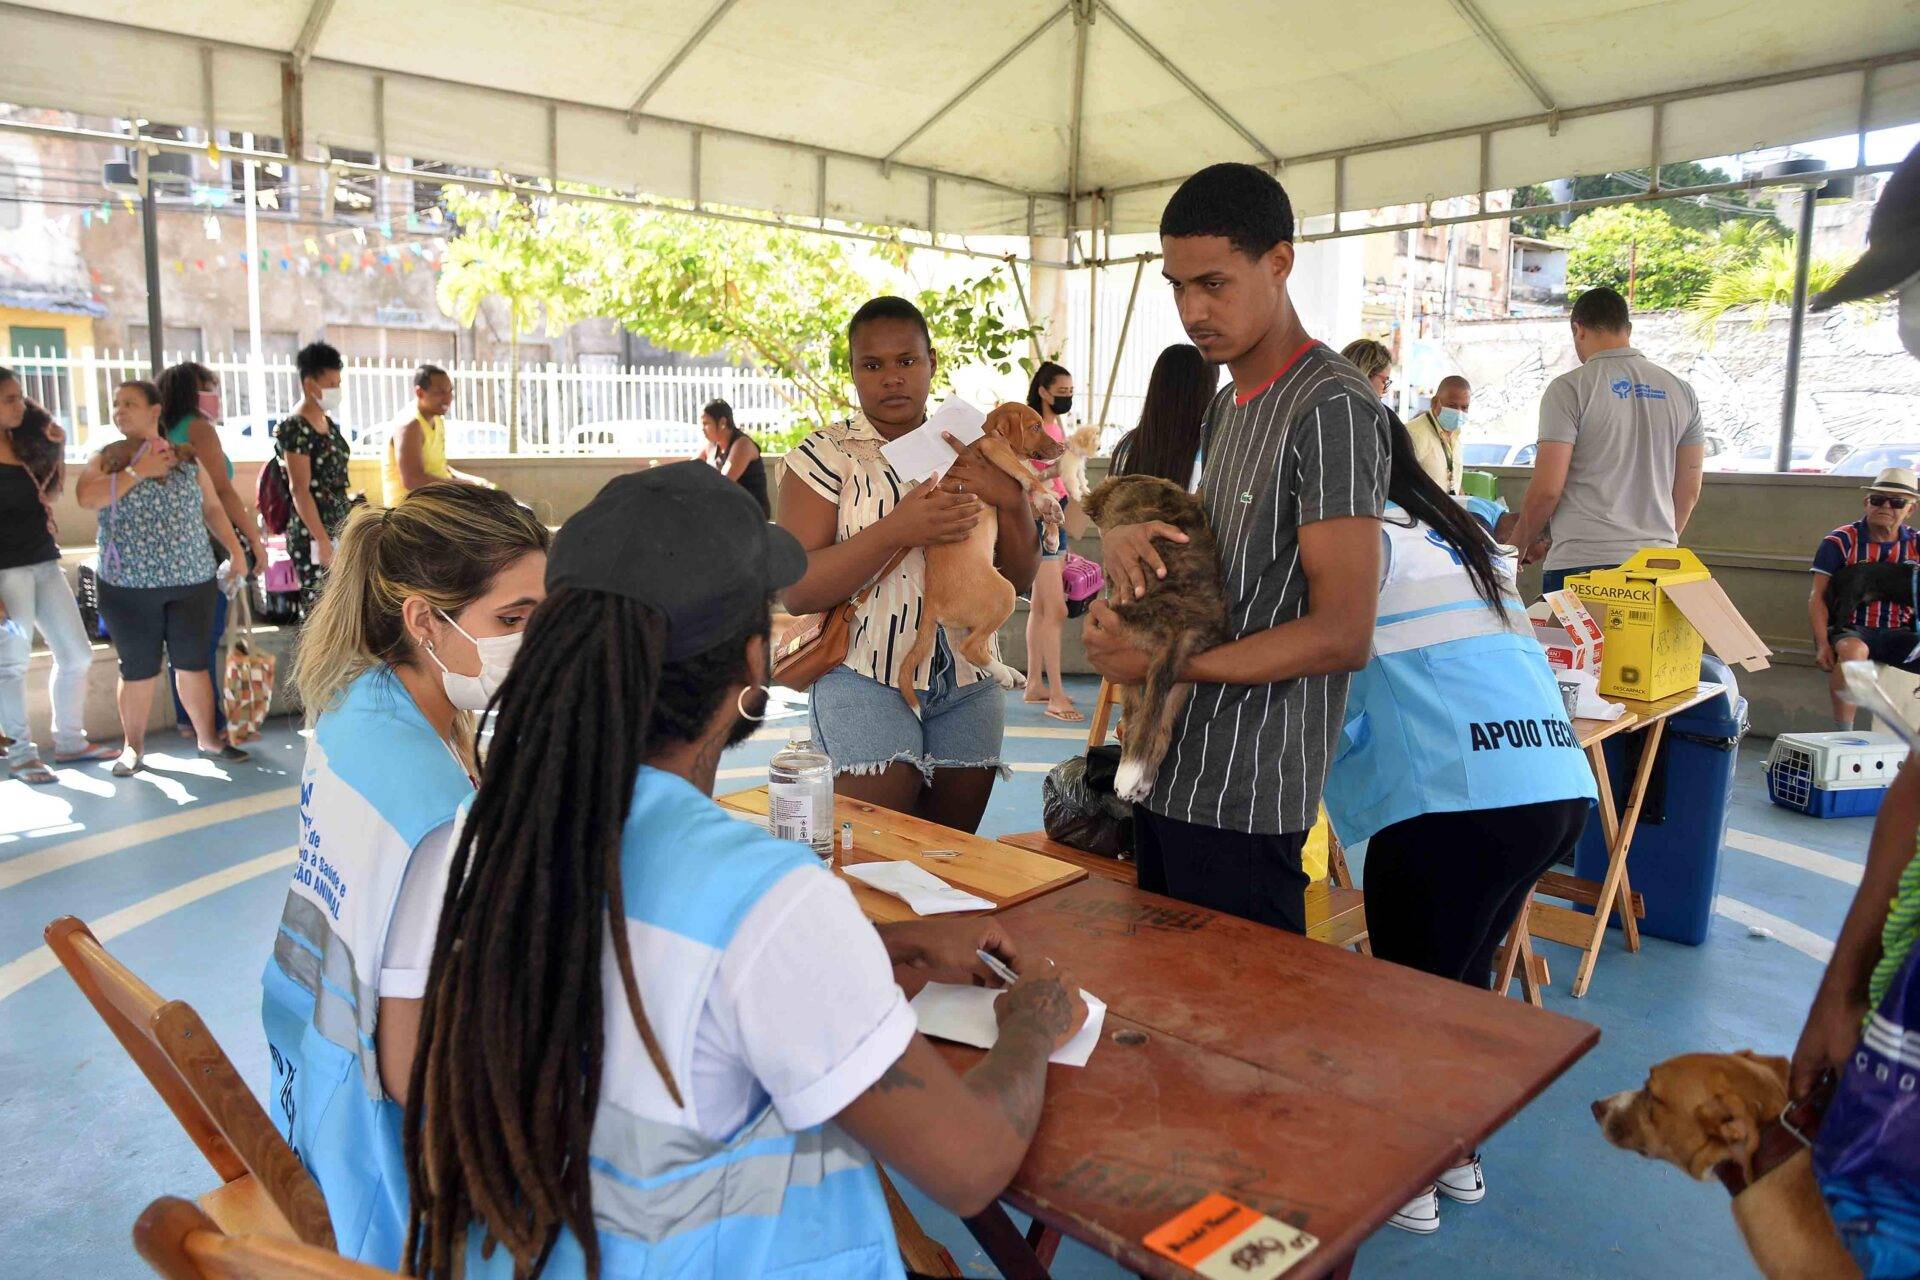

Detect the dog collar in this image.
[1713,1079,1833,1197]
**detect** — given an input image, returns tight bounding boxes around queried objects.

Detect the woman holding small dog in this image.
[1023,361,1081,722]
[74,380,250,774]
[779,296,1041,833]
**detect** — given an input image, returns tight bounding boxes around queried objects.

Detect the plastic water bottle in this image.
[768,736,836,867]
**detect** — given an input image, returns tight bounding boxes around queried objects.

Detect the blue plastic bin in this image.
[1572,655,1749,945]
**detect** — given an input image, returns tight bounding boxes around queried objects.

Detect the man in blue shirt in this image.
[1810,465,1920,729]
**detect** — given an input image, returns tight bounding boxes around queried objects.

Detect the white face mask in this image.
[1436,406,1467,433]
[425,608,522,711]
[1899,278,1920,361]
[319,385,343,414]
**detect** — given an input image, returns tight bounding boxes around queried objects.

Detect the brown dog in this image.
[1080,474,1230,803]
[897,403,1064,711]
[99,437,196,473]
[1593,1051,1858,1280]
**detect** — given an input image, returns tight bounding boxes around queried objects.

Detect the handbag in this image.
[771,547,909,692]
[1061,551,1104,619]
[221,589,277,743]
[263,536,301,595]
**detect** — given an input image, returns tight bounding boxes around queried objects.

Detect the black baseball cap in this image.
[547,462,808,659]
[1814,140,1920,310]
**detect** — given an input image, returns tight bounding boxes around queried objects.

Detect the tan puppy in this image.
[1593,1052,1858,1280]
[1080,474,1230,803]
[896,403,1064,711]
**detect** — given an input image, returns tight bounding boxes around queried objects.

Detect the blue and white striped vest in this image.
[259,666,472,1267]
[1323,508,1596,845]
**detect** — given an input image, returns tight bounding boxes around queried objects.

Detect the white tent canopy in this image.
[3,0,1919,241]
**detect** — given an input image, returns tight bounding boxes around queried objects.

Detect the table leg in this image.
[1572,720,1667,998]
[1086,680,1116,750]
[1493,896,1545,1006]
[964,1202,1053,1280]
[1025,1222,1062,1268]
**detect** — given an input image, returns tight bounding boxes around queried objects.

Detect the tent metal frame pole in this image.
[0,115,1075,269]
[1777,186,1818,472]
[1065,0,1093,261]
[1098,44,1920,202]
[1085,194,1100,413]
[884,6,1072,166]
[1004,256,1044,363]
[1085,162,1898,266]
[1446,0,1556,111]
[137,149,164,379]
[1094,0,1277,162]
[1097,255,1147,428]
[627,0,746,120]
[290,0,336,64]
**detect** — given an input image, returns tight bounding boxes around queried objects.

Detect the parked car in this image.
[568,419,705,454]
[1831,443,1920,476]
[1460,440,1537,468]
[1715,441,1836,474]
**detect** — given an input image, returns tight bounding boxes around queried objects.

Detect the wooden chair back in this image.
[44,916,336,1249]
[135,1198,395,1280]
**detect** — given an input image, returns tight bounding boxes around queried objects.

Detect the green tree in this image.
[1561,205,1715,310]
[1688,242,1857,338]
[1512,162,1759,237]
[438,188,1041,447]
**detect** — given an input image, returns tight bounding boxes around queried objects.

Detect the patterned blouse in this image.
[786,413,997,691]
[95,451,216,589]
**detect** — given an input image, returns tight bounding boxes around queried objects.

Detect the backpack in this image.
[256,456,293,535]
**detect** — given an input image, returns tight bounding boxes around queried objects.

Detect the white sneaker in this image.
[1436,1153,1486,1205]
[1388,1186,1440,1234]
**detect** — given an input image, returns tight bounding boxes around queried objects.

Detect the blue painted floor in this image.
[0,679,1868,1278]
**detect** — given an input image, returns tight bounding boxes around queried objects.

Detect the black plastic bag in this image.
[1042,745,1135,858]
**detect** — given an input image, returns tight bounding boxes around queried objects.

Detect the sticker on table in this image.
[1143,1193,1317,1279]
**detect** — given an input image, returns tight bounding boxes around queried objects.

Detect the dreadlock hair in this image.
[404,586,769,1280]
[1382,413,1508,615]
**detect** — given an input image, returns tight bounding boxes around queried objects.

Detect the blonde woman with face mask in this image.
[261,481,549,1269]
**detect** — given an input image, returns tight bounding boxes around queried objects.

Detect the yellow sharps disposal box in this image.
[1566,549,1771,702]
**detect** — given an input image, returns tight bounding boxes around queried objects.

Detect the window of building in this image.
[328,148,379,220]
[225,133,295,214]
[127,325,205,358]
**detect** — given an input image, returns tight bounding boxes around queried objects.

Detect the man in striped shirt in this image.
[1082,163,1389,935]
[1811,465,1920,729]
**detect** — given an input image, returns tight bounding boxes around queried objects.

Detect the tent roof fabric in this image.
[3,0,1918,236]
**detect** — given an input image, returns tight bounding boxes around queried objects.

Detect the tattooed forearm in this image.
[966,1021,1051,1141]
[871,1060,925,1094]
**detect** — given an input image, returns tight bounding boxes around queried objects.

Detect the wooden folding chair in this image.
[134,1198,393,1280]
[43,916,335,1250]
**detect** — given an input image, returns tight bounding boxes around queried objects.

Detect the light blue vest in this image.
[259,667,472,1267]
[463,767,904,1280]
[1323,510,1596,845]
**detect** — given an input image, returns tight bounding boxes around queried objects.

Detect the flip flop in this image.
[1044,705,1086,723]
[53,744,121,764]
[11,759,57,785]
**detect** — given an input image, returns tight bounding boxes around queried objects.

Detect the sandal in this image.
[111,750,144,778]
[11,758,57,785]
[1044,704,1086,723]
[53,744,121,764]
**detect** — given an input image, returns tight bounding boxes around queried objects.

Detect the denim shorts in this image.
[809,633,1008,781]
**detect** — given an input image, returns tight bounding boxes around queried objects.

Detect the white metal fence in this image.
[6,349,803,460]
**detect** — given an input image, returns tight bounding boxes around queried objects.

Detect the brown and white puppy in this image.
[1080,474,1230,803]
[1593,1052,1858,1280]
[897,403,1063,711]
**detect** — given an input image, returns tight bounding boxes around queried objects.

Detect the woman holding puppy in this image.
[1022,361,1081,722]
[779,296,1041,833]
[73,380,250,774]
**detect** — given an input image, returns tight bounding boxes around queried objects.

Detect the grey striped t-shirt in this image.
[1145,342,1390,836]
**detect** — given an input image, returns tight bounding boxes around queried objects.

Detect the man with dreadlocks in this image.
[397,463,1087,1280]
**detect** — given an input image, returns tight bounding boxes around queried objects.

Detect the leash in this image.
[1713,1074,1836,1197]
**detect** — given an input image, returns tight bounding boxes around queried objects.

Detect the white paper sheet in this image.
[877,398,988,484]
[909,982,1107,1067]
[841,859,996,915]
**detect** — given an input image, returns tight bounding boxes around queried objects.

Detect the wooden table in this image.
[716,787,1086,923]
[1502,682,1726,1000]
[944,878,1599,1279]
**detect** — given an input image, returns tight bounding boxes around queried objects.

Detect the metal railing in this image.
[6,349,803,460]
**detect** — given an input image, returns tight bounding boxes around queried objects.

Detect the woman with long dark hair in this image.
[699,397,769,515]
[1021,359,1080,720]
[1320,414,1596,1235]
[0,373,114,782]
[260,482,551,1269]
[398,465,1082,1279]
[1110,344,1218,488]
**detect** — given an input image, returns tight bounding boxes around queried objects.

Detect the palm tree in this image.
[1689,243,1855,340]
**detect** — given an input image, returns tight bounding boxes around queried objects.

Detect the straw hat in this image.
[1864,466,1920,499]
